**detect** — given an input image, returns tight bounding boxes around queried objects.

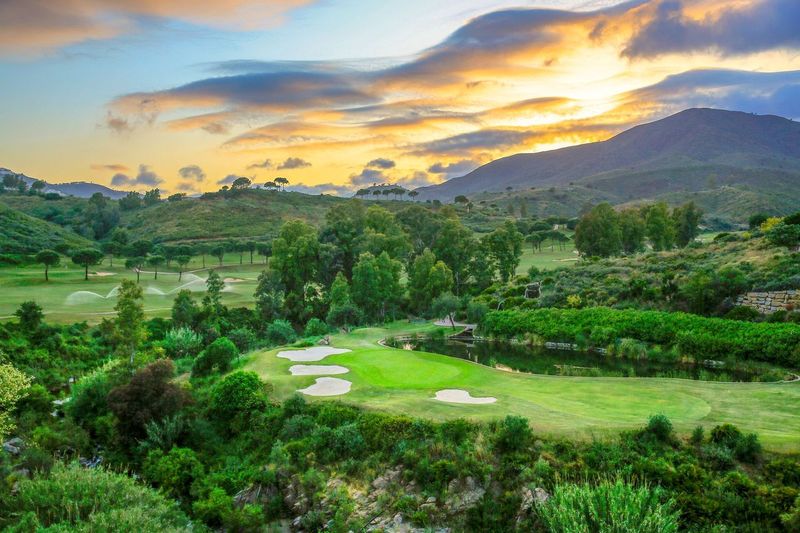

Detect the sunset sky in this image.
[1,0,799,195]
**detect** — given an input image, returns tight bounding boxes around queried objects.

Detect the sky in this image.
[1,0,799,195]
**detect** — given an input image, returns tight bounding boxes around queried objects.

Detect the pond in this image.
[392,336,785,382]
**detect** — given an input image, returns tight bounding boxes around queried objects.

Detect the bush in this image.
[162,327,202,359]
[7,462,189,531]
[227,327,257,353]
[646,415,674,443]
[303,318,330,337]
[725,306,761,322]
[482,307,800,366]
[266,320,297,346]
[535,478,679,533]
[192,337,238,377]
[209,371,267,423]
[143,447,205,501]
[495,415,533,453]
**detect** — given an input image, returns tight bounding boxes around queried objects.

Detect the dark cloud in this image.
[410,129,533,156]
[287,182,355,196]
[623,0,800,59]
[366,158,395,169]
[217,174,244,185]
[349,168,386,186]
[247,158,274,169]
[176,181,200,192]
[110,164,163,187]
[428,159,479,176]
[105,113,132,134]
[396,171,437,189]
[179,164,206,182]
[629,68,800,119]
[91,163,128,172]
[277,157,312,170]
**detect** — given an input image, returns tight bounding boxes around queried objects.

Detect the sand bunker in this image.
[277,346,351,362]
[298,377,352,396]
[90,272,115,277]
[289,365,349,376]
[434,389,497,404]
[224,277,245,283]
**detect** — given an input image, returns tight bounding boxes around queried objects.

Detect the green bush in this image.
[226,327,257,353]
[482,307,800,365]
[535,478,679,533]
[266,319,297,346]
[162,327,202,359]
[303,318,330,337]
[192,337,238,377]
[646,415,674,443]
[209,371,267,424]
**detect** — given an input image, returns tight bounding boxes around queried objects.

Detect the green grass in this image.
[244,322,800,452]
[517,243,577,274]
[0,256,265,323]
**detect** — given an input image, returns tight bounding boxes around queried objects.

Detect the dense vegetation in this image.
[2,174,800,530]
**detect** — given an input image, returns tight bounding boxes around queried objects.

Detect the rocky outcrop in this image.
[735,290,799,314]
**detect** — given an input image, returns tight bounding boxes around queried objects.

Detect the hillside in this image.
[416,109,800,222]
[1,168,129,199]
[0,204,92,254]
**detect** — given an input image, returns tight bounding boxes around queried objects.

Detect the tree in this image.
[35,249,60,281]
[244,240,256,264]
[175,255,191,281]
[408,190,419,201]
[119,191,143,210]
[574,203,622,258]
[209,371,266,423]
[765,221,800,249]
[645,202,675,251]
[748,212,769,230]
[618,208,646,254]
[324,200,366,278]
[204,270,225,315]
[231,176,252,190]
[256,241,271,264]
[15,301,43,331]
[128,239,153,258]
[271,220,319,321]
[126,256,145,283]
[433,218,475,295]
[275,176,289,191]
[485,220,524,282]
[0,363,30,440]
[211,244,225,266]
[114,279,146,365]
[101,241,120,267]
[673,201,703,247]
[171,289,198,328]
[147,254,165,280]
[193,337,238,376]
[107,359,189,441]
[254,268,284,322]
[432,292,460,329]
[352,251,403,322]
[454,195,469,207]
[143,188,161,206]
[71,248,104,280]
[264,180,277,190]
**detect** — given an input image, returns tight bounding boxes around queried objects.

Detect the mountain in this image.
[0,168,130,199]
[415,109,800,217]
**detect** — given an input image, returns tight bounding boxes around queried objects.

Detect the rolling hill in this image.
[416,108,800,221]
[1,168,129,199]
[0,204,93,255]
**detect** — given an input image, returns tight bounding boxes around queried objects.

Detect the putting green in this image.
[245,323,800,452]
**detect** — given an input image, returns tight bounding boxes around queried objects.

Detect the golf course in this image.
[244,322,800,452]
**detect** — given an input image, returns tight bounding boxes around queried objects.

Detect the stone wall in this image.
[735,290,799,314]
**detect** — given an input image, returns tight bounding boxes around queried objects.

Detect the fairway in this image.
[245,323,800,452]
[0,253,265,323]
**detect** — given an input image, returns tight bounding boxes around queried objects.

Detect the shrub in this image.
[303,318,330,337]
[710,424,742,448]
[209,371,267,423]
[646,415,674,443]
[495,415,533,453]
[143,447,205,502]
[535,478,679,533]
[266,320,297,346]
[192,337,238,377]
[162,327,202,359]
[690,426,704,445]
[226,327,256,353]
[7,462,189,531]
[725,306,761,322]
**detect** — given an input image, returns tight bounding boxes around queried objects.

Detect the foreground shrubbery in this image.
[482,307,800,366]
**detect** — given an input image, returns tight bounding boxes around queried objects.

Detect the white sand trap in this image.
[434,389,497,404]
[277,346,351,362]
[298,377,352,396]
[289,365,349,376]
[90,272,115,277]
[223,277,245,283]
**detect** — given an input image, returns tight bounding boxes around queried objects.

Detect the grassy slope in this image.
[0,203,92,254]
[244,323,800,452]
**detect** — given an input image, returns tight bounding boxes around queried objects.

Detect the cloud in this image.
[0,0,316,56]
[247,158,274,169]
[179,165,206,182]
[623,0,800,59]
[216,174,250,185]
[105,113,132,134]
[366,158,395,169]
[396,171,438,189]
[277,157,312,170]
[349,168,387,186]
[410,129,534,156]
[176,182,200,193]
[91,163,128,172]
[110,164,163,187]
[428,159,479,176]
[287,182,355,196]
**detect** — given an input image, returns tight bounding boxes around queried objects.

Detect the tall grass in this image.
[536,478,679,533]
